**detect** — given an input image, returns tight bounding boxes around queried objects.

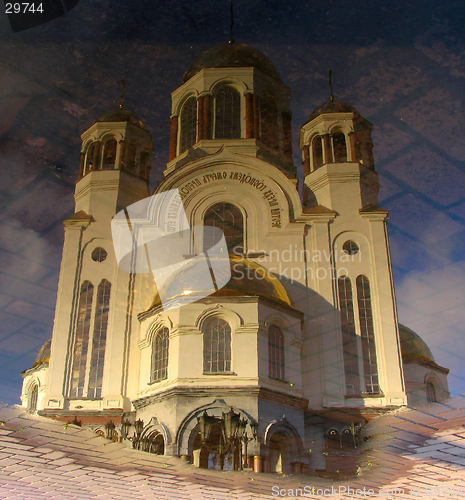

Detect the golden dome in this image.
[145,255,292,313]
[31,339,51,368]
[399,324,435,363]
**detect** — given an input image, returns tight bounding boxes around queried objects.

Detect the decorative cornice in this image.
[132,385,308,410]
[63,210,93,228]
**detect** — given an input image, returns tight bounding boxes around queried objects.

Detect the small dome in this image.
[306,100,360,123]
[183,43,282,83]
[399,325,435,363]
[146,255,292,313]
[31,339,51,368]
[96,108,145,129]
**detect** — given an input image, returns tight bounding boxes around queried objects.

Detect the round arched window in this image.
[342,240,359,255]
[91,247,107,262]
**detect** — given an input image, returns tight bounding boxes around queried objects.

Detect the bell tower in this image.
[40,108,153,417]
[300,100,378,212]
[166,42,295,179]
[300,99,407,408]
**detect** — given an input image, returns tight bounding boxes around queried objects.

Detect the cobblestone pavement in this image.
[1,399,465,499]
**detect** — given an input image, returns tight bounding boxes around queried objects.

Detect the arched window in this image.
[180,97,197,153]
[88,280,111,399]
[341,428,355,448]
[356,275,379,394]
[102,139,117,169]
[333,132,347,162]
[28,384,38,412]
[312,136,323,170]
[85,142,100,172]
[70,281,94,398]
[204,202,244,253]
[259,94,279,149]
[152,328,169,382]
[214,86,241,139]
[126,143,137,172]
[203,318,231,373]
[140,151,150,179]
[426,380,437,402]
[338,276,360,395]
[326,429,340,449]
[268,325,284,380]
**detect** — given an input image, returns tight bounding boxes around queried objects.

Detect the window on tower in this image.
[126,143,137,172]
[312,136,323,170]
[356,275,379,394]
[204,202,244,254]
[102,139,117,169]
[69,279,110,399]
[259,93,279,149]
[268,325,284,380]
[203,318,231,373]
[180,96,198,153]
[214,86,241,139]
[332,132,347,162]
[85,142,100,173]
[338,276,360,395]
[152,328,169,382]
[88,280,111,399]
[70,281,94,398]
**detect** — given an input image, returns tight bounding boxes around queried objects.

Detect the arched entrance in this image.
[191,419,238,471]
[138,431,165,455]
[269,432,292,473]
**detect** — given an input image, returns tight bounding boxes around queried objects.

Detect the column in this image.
[169,115,179,161]
[322,134,331,164]
[203,94,211,139]
[302,145,310,176]
[197,96,204,140]
[245,93,254,138]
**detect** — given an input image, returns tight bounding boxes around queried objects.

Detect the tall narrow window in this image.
[28,384,38,412]
[356,275,379,394]
[333,132,347,162]
[102,139,117,169]
[268,325,284,380]
[426,380,436,402]
[312,136,323,170]
[180,97,197,153]
[204,202,244,253]
[88,280,111,398]
[203,318,231,373]
[214,86,241,139]
[126,143,137,172]
[259,94,279,149]
[85,142,100,173]
[152,328,169,382]
[338,276,360,394]
[70,281,94,397]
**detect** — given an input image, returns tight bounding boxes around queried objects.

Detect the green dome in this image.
[183,43,282,83]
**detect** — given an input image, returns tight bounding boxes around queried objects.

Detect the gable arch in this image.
[195,306,242,333]
[175,399,255,456]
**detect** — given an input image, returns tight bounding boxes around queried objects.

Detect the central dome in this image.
[145,256,293,314]
[183,43,282,83]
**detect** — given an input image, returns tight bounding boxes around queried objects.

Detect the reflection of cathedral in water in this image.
[20,42,449,474]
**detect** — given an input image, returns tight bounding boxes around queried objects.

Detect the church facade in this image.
[20,43,449,473]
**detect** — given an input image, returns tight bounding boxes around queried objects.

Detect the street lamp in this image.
[105,420,115,440]
[197,408,258,471]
